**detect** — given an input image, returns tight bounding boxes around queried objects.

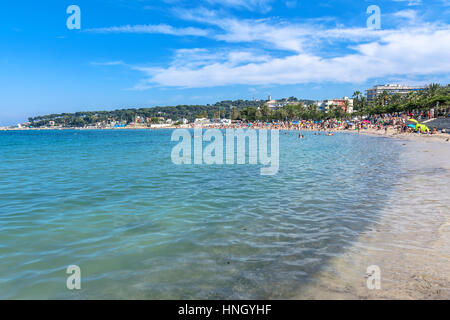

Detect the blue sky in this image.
[1,0,449,125]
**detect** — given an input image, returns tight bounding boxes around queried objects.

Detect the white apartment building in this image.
[366,84,426,101]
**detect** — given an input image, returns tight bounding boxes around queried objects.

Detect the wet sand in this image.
[352,127,450,143]
[297,137,450,299]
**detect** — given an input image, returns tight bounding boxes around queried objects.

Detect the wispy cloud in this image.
[86,24,209,37]
[93,5,450,89]
[167,0,274,12]
[285,1,297,9]
[209,0,273,12]
[91,61,126,66]
[392,0,423,6]
[392,9,418,21]
[172,7,424,53]
[131,25,450,88]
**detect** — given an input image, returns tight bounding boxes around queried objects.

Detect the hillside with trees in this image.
[27,85,449,127]
[27,98,315,127]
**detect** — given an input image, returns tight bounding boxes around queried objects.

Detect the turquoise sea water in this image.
[0,130,404,299]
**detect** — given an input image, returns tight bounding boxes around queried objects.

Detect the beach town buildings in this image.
[316,97,354,113]
[265,101,278,110]
[134,116,144,124]
[264,96,293,110]
[366,84,426,101]
[194,118,210,125]
[211,118,232,125]
[265,96,278,110]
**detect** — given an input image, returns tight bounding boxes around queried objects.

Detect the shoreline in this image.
[346,127,450,143]
[3,126,449,145]
[297,138,450,299]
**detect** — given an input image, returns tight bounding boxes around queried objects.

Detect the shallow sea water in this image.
[0,129,405,299]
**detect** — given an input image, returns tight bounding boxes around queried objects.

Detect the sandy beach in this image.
[351,126,450,143]
[297,136,450,299]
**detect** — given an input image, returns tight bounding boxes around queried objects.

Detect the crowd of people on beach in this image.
[188,112,447,136]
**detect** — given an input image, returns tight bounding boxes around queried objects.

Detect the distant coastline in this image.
[3,121,450,144]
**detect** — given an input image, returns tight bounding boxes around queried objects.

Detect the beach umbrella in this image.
[417,124,430,133]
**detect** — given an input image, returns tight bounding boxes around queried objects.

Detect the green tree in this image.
[198,111,208,118]
[231,107,240,120]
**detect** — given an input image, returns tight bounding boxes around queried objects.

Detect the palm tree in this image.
[421,83,442,113]
[404,91,420,112]
[425,83,441,98]
[306,104,316,113]
[352,91,362,111]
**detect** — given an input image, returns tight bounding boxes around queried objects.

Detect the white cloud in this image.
[91,61,125,66]
[162,0,273,12]
[135,27,450,88]
[86,24,209,37]
[92,7,450,89]
[392,0,423,6]
[392,9,418,22]
[173,8,402,53]
[203,0,273,12]
[90,9,379,54]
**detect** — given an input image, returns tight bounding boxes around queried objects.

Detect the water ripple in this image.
[0,130,403,299]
